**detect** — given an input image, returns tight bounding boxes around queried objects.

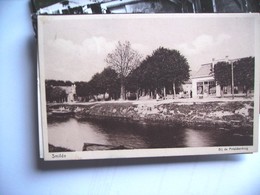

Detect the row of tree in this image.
[45,84,67,103]
[46,80,73,86]
[126,47,190,98]
[73,41,190,101]
[45,41,255,102]
[214,57,254,96]
[75,67,120,101]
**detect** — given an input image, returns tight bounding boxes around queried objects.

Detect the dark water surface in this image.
[48,118,252,151]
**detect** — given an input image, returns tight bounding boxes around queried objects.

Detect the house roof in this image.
[192,63,213,79]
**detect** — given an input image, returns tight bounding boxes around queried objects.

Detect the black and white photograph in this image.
[32,0,259,14]
[37,14,259,160]
[31,1,260,41]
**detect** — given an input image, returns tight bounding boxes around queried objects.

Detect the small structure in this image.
[60,84,76,102]
[192,57,254,99]
[191,63,221,98]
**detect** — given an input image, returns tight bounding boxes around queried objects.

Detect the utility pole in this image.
[225,56,235,99]
[228,58,238,100]
[212,56,235,99]
[231,60,234,99]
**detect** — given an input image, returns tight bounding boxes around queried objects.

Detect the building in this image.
[191,57,254,99]
[60,84,76,102]
[191,63,220,98]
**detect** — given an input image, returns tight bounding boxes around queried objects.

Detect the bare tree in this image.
[105,41,142,100]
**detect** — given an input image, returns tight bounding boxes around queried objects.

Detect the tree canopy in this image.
[45,80,68,103]
[46,80,72,87]
[100,67,120,99]
[127,47,190,97]
[105,41,142,99]
[214,56,255,96]
[233,57,254,91]
[75,67,120,101]
[75,81,91,100]
[214,61,232,88]
[45,85,67,103]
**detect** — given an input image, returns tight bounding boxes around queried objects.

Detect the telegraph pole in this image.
[226,56,235,99]
[212,56,236,99]
[231,60,234,99]
[229,59,239,100]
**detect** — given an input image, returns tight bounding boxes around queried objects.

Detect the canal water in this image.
[48,118,252,151]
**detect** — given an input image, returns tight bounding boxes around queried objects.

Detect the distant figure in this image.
[156,93,159,101]
[190,90,192,98]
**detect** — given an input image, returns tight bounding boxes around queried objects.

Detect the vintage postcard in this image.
[37,14,259,160]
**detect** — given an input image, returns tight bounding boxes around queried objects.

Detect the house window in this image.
[197,82,203,95]
[197,80,216,96]
[209,81,216,95]
[204,82,209,94]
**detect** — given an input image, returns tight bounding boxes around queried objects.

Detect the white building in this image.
[60,84,76,102]
[191,63,221,98]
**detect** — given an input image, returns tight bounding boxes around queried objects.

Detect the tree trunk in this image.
[120,83,126,100]
[136,88,140,100]
[245,86,248,98]
[163,86,166,98]
[172,82,176,98]
[155,88,159,100]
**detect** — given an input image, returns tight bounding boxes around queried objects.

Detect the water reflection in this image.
[48,118,109,151]
[47,118,253,151]
[88,119,149,149]
[184,128,217,147]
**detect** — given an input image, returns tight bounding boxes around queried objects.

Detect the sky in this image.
[39,14,256,82]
